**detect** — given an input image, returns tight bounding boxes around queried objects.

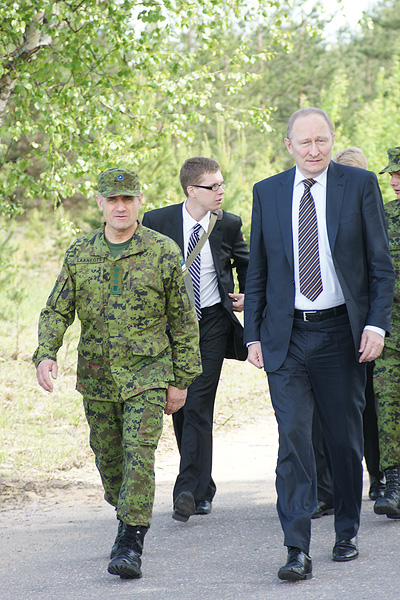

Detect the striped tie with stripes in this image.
[298,178,323,301]
[187,223,202,320]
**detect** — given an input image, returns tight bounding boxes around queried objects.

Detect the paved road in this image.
[1,414,399,600]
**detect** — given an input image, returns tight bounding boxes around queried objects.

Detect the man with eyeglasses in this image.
[143,156,249,522]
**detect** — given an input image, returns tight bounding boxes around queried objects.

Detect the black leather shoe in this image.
[332,536,358,562]
[278,547,312,581]
[311,500,334,519]
[172,491,196,522]
[195,500,212,515]
[369,476,385,501]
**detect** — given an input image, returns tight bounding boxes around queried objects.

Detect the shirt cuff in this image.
[364,325,385,338]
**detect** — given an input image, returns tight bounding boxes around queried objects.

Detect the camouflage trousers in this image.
[83,388,165,527]
[374,347,400,471]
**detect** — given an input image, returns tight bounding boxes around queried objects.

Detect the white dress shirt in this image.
[292,167,345,310]
[183,202,221,308]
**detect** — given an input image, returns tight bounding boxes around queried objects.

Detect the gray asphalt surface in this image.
[1,413,399,600]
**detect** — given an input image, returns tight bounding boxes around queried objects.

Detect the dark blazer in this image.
[244,161,395,372]
[143,203,249,360]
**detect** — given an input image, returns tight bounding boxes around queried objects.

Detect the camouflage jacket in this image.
[33,223,202,401]
[384,199,400,350]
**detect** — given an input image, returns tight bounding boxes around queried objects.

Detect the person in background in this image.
[143,156,249,523]
[244,108,394,581]
[311,147,385,521]
[33,167,202,579]
[333,147,368,170]
[373,147,400,520]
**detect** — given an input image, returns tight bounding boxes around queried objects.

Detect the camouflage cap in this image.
[98,168,141,197]
[379,147,400,174]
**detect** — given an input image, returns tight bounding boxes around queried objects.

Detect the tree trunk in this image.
[0,11,50,127]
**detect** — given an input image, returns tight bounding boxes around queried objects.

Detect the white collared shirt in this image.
[182,202,221,308]
[292,167,345,310]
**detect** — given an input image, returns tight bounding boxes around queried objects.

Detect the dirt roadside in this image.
[0,396,277,511]
[0,359,274,510]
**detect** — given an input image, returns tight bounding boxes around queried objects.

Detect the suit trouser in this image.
[312,409,333,505]
[83,389,165,527]
[266,312,366,554]
[172,303,231,503]
[313,361,382,503]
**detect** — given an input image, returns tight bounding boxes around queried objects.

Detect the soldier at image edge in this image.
[373,146,400,520]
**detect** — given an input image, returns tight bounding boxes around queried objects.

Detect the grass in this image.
[0,218,272,504]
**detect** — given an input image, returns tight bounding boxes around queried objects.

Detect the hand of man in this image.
[358,330,385,363]
[165,385,187,415]
[229,292,244,312]
[36,359,58,392]
[247,341,264,369]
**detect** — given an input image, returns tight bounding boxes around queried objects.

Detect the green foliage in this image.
[0,0,289,216]
[3,0,399,221]
[2,0,400,218]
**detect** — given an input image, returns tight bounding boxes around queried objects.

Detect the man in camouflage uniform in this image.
[373,147,400,520]
[33,168,202,579]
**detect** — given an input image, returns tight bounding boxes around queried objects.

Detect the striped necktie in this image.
[298,178,323,301]
[187,223,202,320]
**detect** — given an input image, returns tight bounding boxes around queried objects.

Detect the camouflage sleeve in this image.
[163,253,202,389]
[32,260,76,368]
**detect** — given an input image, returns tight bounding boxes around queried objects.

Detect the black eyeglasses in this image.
[193,181,226,192]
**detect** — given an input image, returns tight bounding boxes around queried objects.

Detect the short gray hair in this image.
[286,108,334,140]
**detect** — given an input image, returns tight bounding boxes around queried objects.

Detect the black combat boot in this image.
[108,523,148,578]
[110,519,124,559]
[374,465,400,519]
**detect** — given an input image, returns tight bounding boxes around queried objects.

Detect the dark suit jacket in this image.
[142,203,249,360]
[244,161,395,372]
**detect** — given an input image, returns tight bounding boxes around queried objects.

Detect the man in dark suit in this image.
[244,108,394,581]
[143,156,249,522]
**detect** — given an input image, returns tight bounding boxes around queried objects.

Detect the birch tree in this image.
[0,0,287,216]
